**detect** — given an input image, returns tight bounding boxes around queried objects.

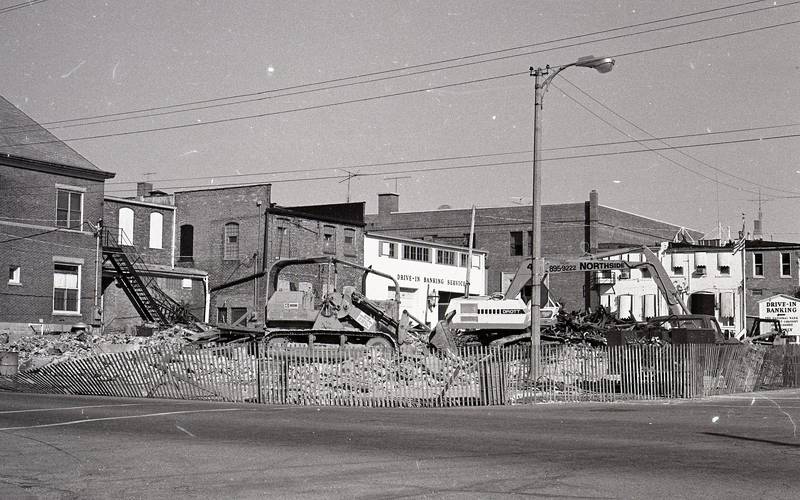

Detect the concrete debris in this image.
[6,325,202,372]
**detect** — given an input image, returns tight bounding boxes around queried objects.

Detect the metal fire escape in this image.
[102,228,197,325]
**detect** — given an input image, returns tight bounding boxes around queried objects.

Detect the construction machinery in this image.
[261,256,448,352]
[442,245,725,346]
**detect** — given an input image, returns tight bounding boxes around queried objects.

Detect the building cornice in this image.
[1,153,115,181]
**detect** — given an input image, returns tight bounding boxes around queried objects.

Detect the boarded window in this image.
[118,207,134,246]
[149,212,163,249]
[344,228,356,256]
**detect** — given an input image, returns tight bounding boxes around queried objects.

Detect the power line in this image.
[0,0,50,15]
[2,0,795,134]
[553,80,798,196]
[3,130,798,195]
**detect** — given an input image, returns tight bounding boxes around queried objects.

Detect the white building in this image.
[596,243,744,337]
[364,233,487,327]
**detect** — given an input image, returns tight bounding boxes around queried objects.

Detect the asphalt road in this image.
[1,391,799,499]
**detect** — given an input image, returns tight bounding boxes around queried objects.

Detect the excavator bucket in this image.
[429,311,458,352]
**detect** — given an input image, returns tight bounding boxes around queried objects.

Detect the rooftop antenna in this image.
[337,169,360,203]
[383,175,411,192]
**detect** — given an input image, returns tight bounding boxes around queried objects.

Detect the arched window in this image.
[179,224,194,261]
[149,212,163,249]
[118,207,134,246]
[223,223,239,260]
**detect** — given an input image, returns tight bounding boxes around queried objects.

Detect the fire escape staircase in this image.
[102,228,197,325]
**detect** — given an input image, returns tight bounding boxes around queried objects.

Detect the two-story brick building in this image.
[0,96,115,340]
[743,240,800,316]
[366,190,702,313]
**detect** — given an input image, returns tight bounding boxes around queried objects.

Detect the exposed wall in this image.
[103,198,175,265]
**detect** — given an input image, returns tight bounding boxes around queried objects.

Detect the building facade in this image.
[743,240,800,323]
[100,183,208,332]
[595,242,744,337]
[364,233,487,326]
[0,96,115,340]
[264,202,366,306]
[174,184,271,328]
[366,190,702,312]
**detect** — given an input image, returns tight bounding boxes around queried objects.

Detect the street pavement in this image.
[1,390,799,499]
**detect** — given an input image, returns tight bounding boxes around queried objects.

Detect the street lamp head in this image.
[575,55,615,74]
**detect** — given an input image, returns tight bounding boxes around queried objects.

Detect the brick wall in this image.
[366,192,694,311]
[103,198,175,266]
[267,209,365,301]
[0,164,104,330]
[744,246,800,315]
[175,185,271,325]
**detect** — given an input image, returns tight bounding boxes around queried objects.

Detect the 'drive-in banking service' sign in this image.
[758,294,800,337]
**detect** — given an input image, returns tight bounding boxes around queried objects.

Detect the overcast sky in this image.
[3,1,799,241]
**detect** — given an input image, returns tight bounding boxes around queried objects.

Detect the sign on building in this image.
[757,294,800,337]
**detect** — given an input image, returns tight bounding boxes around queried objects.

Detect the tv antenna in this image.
[384,175,411,192]
[338,169,360,202]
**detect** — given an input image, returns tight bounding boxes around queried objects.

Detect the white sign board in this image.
[546,260,629,274]
[758,295,800,337]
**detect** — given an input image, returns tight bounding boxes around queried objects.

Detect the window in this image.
[510,231,524,256]
[118,207,134,246]
[527,230,533,256]
[231,307,249,325]
[276,219,291,258]
[640,267,651,279]
[149,212,163,249]
[437,249,456,266]
[781,252,791,277]
[56,189,83,230]
[179,225,194,261]
[379,241,396,258]
[344,228,356,256]
[322,225,336,254]
[718,266,730,276]
[753,253,764,277]
[8,265,20,285]
[216,307,228,324]
[181,278,192,289]
[460,253,480,268]
[464,233,476,248]
[223,223,239,260]
[403,244,430,262]
[53,263,80,313]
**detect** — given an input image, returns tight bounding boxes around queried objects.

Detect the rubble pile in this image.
[6,325,199,372]
[541,306,638,346]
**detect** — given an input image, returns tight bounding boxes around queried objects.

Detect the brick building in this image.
[366,190,702,312]
[100,182,208,332]
[743,240,800,317]
[174,185,272,328]
[264,201,367,304]
[0,96,115,340]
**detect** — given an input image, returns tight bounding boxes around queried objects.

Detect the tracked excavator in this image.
[442,245,726,346]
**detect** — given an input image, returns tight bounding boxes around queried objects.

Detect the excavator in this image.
[441,245,726,346]
[212,256,451,353]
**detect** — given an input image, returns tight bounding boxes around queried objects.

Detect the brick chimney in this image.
[137,182,153,199]
[378,193,399,217]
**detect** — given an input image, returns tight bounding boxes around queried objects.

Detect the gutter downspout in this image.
[203,275,210,323]
[171,208,176,269]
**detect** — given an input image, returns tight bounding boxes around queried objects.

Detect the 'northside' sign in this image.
[546,260,630,274]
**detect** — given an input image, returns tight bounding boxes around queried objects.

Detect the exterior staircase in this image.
[102,228,197,325]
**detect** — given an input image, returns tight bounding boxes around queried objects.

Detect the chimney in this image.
[137,182,153,199]
[378,193,399,217]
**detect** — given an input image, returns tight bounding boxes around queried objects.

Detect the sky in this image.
[2,0,799,241]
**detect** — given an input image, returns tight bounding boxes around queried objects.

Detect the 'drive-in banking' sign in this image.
[758,294,800,337]
[546,260,629,274]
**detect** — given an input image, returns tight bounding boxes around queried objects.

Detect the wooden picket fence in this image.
[1,343,799,406]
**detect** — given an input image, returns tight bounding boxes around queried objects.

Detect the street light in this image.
[528,55,614,380]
